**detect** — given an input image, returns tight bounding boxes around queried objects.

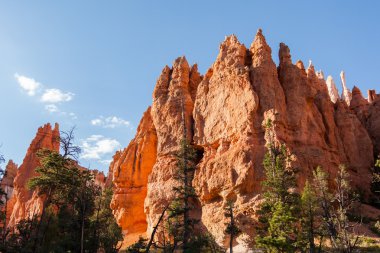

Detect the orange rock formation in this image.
[8,123,60,227]
[108,30,380,250]
[110,108,158,244]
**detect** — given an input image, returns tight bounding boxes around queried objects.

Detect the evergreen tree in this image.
[332,166,360,253]
[255,119,301,253]
[90,187,123,253]
[372,155,380,204]
[22,128,122,253]
[300,180,322,253]
[168,138,199,252]
[224,201,240,253]
[127,236,148,252]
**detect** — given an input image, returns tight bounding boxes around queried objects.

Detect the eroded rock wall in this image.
[110,30,379,250]
[110,108,158,244]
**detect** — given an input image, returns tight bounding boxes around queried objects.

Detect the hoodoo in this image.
[110,30,380,249]
[106,30,380,249]
[7,123,60,227]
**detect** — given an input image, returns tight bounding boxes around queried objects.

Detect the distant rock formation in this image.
[8,123,60,227]
[0,160,18,225]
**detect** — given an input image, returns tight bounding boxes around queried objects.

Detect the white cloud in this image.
[41,88,74,103]
[43,105,77,119]
[14,73,41,96]
[91,116,131,128]
[45,104,59,113]
[100,159,112,165]
[80,135,121,160]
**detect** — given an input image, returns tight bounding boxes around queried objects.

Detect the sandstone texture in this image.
[8,123,60,227]
[110,30,380,251]
[110,108,158,244]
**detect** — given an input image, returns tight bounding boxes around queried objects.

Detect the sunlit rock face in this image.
[145,57,202,236]
[8,123,60,228]
[110,30,379,250]
[110,107,158,244]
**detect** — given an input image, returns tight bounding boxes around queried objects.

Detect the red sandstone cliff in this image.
[110,107,158,245]
[110,30,379,249]
[8,123,60,227]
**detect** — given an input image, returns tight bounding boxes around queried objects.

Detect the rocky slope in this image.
[110,29,380,250]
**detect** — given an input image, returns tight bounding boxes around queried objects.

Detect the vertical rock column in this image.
[145,57,201,234]
[192,34,260,246]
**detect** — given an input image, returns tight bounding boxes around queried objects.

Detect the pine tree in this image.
[372,156,380,202]
[312,166,360,253]
[333,166,360,253]
[255,119,301,253]
[224,201,240,253]
[300,180,321,253]
[168,138,198,252]
[90,187,123,253]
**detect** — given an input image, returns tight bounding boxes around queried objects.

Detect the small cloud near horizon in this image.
[91,116,131,129]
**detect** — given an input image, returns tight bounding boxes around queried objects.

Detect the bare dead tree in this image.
[60,127,81,160]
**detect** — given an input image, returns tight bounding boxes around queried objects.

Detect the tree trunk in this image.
[81,201,86,253]
[309,207,315,253]
[146,205,168,252]
[230,207,233,253]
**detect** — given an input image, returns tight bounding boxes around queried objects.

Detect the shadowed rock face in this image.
[110,30,379,249]
[0,160,18,225]
[8,123,60,228]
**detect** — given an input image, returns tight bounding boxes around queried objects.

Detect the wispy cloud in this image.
[91,116,131,128]
[100,159,113,165]
[80,135,121,160]
[14,73,41,96]
[41,88,74,103]
[45,104,59,113]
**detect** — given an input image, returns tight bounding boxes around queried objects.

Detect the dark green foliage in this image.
[91,188,123,253]
[1,215,39,253]
[255,119,301,253]
[224,201,240,253]
[167,138,200,252]
[1,128,122,253]
[127,236,147,252]
[371,156,380,206]
[300,180,322,253]
[312,166,360,253]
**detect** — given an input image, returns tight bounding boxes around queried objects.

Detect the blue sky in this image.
[0,1,379,173]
